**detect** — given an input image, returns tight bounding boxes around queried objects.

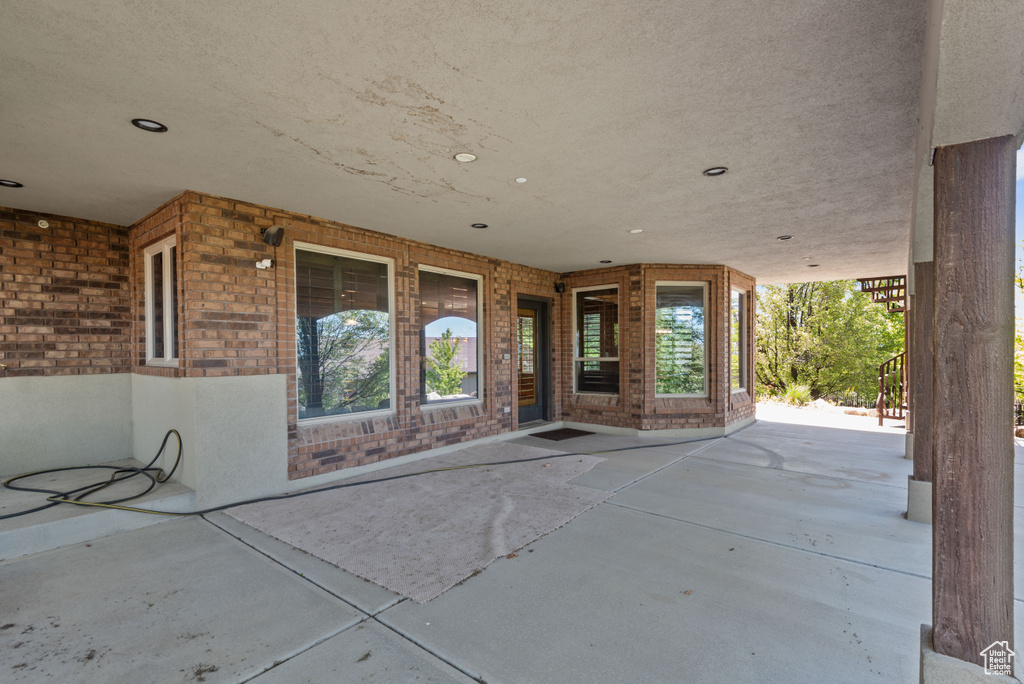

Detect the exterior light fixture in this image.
[515,177,527,183]
[702,167,728,176]
[471,223,488,229]
[454,153,477,162]
[776,235,793,241]
[629,229,644,234]
[0,179,24,188]
[600,260,612,264]
[808,264,820,268]
[261,226,285,246]
[131,118,168,133]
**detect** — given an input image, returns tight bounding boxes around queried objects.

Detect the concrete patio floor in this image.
[1,408,1020,683]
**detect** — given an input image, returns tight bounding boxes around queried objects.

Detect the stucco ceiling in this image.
[0,1,1017,282]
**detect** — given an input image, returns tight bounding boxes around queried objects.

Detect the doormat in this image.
[226,442,609,603]
[531,428,595,441]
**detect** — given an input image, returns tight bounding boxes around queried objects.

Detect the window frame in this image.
[730,288,748,393]
[654,280,709,398]
[418,264,485,410]
[293,241,397,425]
[572,284,620,395]
[144,235,179,367]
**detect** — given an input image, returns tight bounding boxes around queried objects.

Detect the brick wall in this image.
[132,192,563,479]
[3,192,756,479]
[0,207,130,376]
[725,267,756,426]
[559,263,756,431]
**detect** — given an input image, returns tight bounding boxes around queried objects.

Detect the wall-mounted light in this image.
[555,282,566,293]
[256,258,274,270]
[261,226,285,246]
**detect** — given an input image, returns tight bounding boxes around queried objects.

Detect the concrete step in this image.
[0,458,194,560]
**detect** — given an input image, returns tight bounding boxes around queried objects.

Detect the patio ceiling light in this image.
[0,179,24,188]
[808,264,820,268]
[629,229,644,234]
[600,260,612,264]
[471,223,488,229]
[454,153,477,162]
[702,166,728,176]
[777,235,793,241]
[515,177,527,183]
[131,118,168,133]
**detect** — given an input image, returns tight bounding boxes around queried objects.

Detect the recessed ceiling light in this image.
[629,229,644,234]
[702,166,728,176]
[131,118,168,133]
[0,179,23,188]
[454,153,477,163]
[776,235,793,241]
[600,260,612,264]
[515,177,527,183]
[808,264,820,268]
[471,223,488,229]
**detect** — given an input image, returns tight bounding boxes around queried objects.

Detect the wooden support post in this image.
[906,301,914,436]
[931,135,1015,668]
[912,260,934,484]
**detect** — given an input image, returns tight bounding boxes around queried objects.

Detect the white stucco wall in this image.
[131,374,288,509]
[0,374,132,476]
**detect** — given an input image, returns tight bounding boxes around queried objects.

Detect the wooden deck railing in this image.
[876,351,906,426]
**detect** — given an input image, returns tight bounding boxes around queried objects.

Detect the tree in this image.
[755,280,903,401]
[1015,243,1024,400]
[296,309,390,415]
[426,328,466,396]
[654,304,705,394]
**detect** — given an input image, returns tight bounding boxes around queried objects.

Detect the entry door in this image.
[517,298,550,424]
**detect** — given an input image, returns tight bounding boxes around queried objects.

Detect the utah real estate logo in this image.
[980,640,1014,676]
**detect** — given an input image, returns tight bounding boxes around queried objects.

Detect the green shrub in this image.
[783,384,812,406]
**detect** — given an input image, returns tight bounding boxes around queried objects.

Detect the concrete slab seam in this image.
[200,514,389,615]
[605,501,933,581]
[692,450,909,489]
[237,615,376,684]
[610,438,723,494]
[370,614,486,683]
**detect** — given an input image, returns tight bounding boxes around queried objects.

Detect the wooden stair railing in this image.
[876,351,906,426]
[857,275,907,313]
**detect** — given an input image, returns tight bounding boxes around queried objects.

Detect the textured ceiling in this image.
[0,0,975,282]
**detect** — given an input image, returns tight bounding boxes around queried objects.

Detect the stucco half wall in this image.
[131,373,288,510]
[0,373,132,476]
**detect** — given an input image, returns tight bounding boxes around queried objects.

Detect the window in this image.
[655,283,706,395]
[731,289,747,392]
[419,267,482,405]
[295,246,393,420]
[144,236,178,365]
[574,286,619,393]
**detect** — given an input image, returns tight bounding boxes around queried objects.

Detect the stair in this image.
[0,458,194,560]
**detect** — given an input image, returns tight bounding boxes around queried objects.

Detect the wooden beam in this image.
[912,260,934,483]
[931,135,1015,668]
